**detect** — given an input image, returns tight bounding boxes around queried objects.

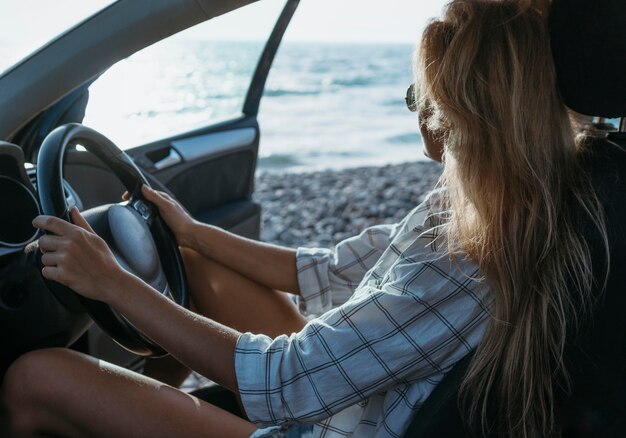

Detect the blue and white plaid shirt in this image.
[235,189,492,437]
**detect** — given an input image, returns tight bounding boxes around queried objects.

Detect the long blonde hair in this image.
[415,1,608,436]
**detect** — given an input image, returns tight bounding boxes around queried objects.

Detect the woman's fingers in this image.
[38,235,64,252]
[139,184,193,246]
[33,215,77,236]
[41,252,63,267]
[70,208,95,233]
[141,184,158,200]
[130,186,168,204]
[31,210,126,300]
[41,266,60,281]
[34,211,95,242]
[141,185,172,204]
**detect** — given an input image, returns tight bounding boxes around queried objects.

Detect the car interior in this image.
[1,0,295,371]
[0,0,624,436]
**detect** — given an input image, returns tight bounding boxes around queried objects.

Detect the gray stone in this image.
[255,161,443,248]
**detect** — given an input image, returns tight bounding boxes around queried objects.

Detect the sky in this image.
[1,0,447,50]
[291,0,447,43]
[0,0,447,74]
[204,0,448,43]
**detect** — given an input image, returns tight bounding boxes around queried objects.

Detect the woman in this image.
[0,0,608,437]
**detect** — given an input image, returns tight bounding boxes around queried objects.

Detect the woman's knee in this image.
[180,247,204,272]
[180,248,215,309]
[3,348,80,401]
[1,348,77,434]
[181,248,216,283]
[180,248,229,296]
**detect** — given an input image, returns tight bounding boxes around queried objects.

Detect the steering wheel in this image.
[36,123,188,357]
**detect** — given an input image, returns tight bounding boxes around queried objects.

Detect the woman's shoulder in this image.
[403,186,450,232]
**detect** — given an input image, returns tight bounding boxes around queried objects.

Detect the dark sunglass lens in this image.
[405,83,417,112]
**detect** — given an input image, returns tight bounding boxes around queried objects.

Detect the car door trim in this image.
[170,127,257,163]
[243,0,301,116]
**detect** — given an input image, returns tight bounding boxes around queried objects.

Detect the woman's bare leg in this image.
[179,248,307,336]
[144,248,307,387]
[1,348,257,438]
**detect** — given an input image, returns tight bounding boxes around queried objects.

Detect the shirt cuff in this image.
[234,332,288,426]
[295,247,333,317]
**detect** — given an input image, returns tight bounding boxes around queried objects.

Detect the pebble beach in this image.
[255,161,443,248]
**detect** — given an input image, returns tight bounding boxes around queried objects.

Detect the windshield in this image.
[0,0,118,74]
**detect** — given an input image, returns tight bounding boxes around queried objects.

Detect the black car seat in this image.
[405,135,626,437]
[404,0,626,436]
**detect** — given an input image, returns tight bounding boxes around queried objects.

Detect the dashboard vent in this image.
[26,167,37,191]
[26,167,83,211]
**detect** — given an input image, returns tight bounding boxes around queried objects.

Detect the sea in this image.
[257,42,427,172]
[6,41,428,172]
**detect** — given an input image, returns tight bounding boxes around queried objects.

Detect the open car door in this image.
[2,0,299,369]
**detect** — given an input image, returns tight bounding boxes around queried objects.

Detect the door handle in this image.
[153,148,182,170]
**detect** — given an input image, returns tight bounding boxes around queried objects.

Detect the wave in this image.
[305,150,364,158]
[264,88,323,97]
[331,76,377,88]
[263,77,378,98]
[258,153,302,169]
[387,133,421,144]
[383,98,406,107]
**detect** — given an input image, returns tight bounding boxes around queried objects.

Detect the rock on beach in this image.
[254,161,444,248]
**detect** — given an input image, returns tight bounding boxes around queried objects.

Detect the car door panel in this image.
[125,116,261,237]
[62,117,261,236]
[170,127,257,164]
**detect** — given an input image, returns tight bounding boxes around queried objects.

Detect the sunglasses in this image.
[405,83,418,112]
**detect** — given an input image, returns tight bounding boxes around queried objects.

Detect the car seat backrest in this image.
[405,136,626,438]
[557,135,626,435]
[550,0,626,118]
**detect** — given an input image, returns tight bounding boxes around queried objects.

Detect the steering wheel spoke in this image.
[129,197,155,226]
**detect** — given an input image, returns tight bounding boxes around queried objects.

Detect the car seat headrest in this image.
[550,0,626,118]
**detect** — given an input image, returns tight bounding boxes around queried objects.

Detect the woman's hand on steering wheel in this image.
[34,208,129,303]
[126,185,197,249]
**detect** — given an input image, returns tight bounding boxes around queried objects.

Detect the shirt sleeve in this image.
[295,222,403,317]
[235,253,491,426]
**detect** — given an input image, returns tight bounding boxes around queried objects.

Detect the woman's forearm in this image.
[108,272,241,392]
[137,186,300,294]
[186,222,301,295]
[32,209,252,393]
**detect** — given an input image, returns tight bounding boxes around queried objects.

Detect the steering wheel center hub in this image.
[108,205,166,292]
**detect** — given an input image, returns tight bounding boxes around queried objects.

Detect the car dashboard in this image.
[0,142,92,364]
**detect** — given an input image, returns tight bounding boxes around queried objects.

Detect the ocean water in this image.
[258,42,427,172]
[81,40,427,172]
[4,41,428,172]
